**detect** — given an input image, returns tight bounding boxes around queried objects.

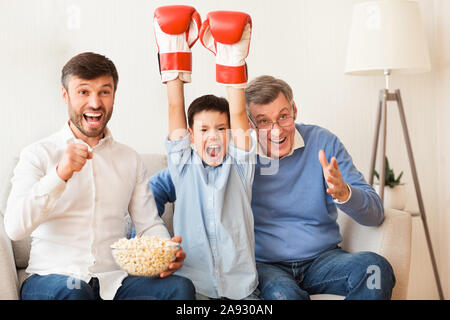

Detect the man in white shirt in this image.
[4,52,195,300]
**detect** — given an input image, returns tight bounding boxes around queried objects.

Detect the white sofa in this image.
[0,154,412,300]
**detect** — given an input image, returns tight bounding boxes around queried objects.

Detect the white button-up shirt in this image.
[4,122,170,299]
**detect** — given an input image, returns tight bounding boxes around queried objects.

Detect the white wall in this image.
[0,0,447,299]
[435,0,450,300]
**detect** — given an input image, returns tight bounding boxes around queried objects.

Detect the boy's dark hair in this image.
[187,95,230,128]
[61,52,119,92]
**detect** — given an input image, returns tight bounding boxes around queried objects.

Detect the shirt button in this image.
[215,268,219,274]
[212,246,216,251]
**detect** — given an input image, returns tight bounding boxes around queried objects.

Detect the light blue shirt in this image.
[166,132,258,299]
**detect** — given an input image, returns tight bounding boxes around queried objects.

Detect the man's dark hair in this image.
[61,52,119,92]
[187,95,230,128]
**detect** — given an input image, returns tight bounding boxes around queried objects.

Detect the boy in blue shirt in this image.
[153,7,258,299]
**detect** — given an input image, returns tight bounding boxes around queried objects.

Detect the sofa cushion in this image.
[11,238,31,269]
[0,217,20,299]
[0,156,31,269]
[17,268,29,289]
[0,157,18,216]
[140,154,174,235]
[140,153,168,177]
[161,203,174,237]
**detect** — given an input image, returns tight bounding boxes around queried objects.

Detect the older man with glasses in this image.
[149,75,396,300]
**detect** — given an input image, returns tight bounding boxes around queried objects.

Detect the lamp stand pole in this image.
[368,80,444,299]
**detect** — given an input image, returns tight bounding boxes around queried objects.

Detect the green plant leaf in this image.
[395,171,403,184]
[373,170,379,180]
[375,156,403,187]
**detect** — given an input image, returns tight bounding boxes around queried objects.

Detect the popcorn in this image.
[111,236,179,277]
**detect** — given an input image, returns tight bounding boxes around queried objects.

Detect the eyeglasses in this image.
[249,112,295,130]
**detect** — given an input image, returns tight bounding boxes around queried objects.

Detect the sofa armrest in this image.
[337,208,412,300]
[0,215,20,299]
[377,208,412,300]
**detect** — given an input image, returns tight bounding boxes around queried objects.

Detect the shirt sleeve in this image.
[128,155,171,239]
[149,168,176,216]
[165,133,193,185]
[4,145,67,241]
[325,133,384,226]
[227,130,257,186]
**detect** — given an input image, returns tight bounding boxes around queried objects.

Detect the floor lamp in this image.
[345,0,444,299]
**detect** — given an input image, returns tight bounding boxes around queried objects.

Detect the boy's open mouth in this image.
[206,145,222,158]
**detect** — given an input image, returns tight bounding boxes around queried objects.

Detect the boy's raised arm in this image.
[227,87,251,151]
[167,79,187,141]
[153,5,202,140]
[199,11,253,151]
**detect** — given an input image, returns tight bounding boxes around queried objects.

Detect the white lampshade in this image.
[345,0,431,75]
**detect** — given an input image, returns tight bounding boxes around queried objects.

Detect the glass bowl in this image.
[111,236,179,277]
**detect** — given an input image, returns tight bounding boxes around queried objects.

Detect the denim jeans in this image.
[256,247,396,300]
[21,274,195,300]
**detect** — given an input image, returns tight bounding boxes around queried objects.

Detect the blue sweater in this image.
[150,123,383,263]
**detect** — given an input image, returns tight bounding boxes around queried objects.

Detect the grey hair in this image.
[245,75,294,111]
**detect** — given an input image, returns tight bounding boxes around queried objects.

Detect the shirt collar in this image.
[257,126,305,160]
[61,121,113,150]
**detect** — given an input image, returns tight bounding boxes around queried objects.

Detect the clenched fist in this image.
[57,143,93,181]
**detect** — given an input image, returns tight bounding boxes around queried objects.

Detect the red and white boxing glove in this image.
[154,5,201,83]
[200,11,252,88]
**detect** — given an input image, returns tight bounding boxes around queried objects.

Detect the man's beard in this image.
[68,101,112,138]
